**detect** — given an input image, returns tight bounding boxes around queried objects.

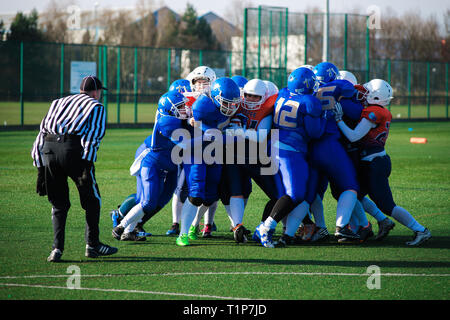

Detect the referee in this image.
[31,75,118,262]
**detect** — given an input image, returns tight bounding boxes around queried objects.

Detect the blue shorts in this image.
[277,148,309,204]
[136,156,177,214]
[184,162,222,203]
[310,134,359,193]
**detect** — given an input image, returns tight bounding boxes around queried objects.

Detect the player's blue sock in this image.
[311,194,326,228]
[285,201,309,237]
[353,200,369,227]
[230,197,245,227]
[336,190,357,227]
[391,206,425,232]
[361,197,387,222]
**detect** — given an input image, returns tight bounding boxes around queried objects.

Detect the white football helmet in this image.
[338,70,358,86]
[243,79,267,110]
[363,79,394,106]
[186,66,216,95]
[263,80,279,100]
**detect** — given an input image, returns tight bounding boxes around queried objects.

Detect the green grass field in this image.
[0,101,448,126]
[0,121,449,302]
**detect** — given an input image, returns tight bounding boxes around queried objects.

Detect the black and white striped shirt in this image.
[31,93,106,167]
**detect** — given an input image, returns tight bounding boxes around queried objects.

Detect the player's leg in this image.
[365,155,431,245]
[177,163,207,246]
[168,165,187,235]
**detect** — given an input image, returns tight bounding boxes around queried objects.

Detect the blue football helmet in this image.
[231,75,249,89]
[169,79,192,94]
[287,67,318,95]
[313,62,340,84]
[210,77,242,116]
[157,91,189,119]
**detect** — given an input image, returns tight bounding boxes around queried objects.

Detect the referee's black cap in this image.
[80,75,108,92]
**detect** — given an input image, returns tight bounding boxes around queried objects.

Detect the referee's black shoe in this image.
[85,242,118,258]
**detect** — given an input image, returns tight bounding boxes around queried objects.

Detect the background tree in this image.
[7,9,44,42]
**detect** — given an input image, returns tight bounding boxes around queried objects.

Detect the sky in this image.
[2,0,448,25]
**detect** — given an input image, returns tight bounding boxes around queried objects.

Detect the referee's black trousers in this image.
[42,135,102,252]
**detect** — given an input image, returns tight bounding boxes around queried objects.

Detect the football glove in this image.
[334,102,344,121]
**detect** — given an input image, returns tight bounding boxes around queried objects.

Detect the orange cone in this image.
[410,137,427,144]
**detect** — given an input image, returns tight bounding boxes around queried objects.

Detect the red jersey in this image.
[360,105,392,149]
[232,94,277,129]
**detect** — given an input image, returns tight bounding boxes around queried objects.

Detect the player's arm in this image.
[303,97,326,139]
[336,118,375,142]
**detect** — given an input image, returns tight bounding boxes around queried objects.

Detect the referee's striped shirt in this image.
[31,93,106,167]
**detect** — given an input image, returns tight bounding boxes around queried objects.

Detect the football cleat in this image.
[296,224,305,238]
[357,223,374,243]
[188,225,200,240]
[112,225,124,240]
[232,224,248,243]
[85,243,118,258]
[211,222,217,232]
[375,218,395,241]
[176,233,190,246]
[254,223,275,248]
[310,227,330,242]
[406,228,431,246]
[202,224,213,238]
[166,223,180,236]
[134,225,152,237]
[274,234,296,247]
[301,223,316,241]
[47,248,62,262]
[120,231,146,241]
[335,225,360,240]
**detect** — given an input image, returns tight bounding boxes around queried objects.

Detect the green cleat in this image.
[188,225,200,240]
[176,233,190,246]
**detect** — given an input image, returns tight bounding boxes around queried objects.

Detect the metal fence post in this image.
[20,41,24,126]
[343,14,348,70]
[116,46,121,124]
[199,49,203,66]
[269,11,272,82]
[446,63,449,119]
[167,48,172,90]
[103,45,108,121]
[98,46,102,81]
[243,8,247,77]
[407,60,411,119]
[387,59,391,111]
[257,6,262,79]
[426,62,430,119]
[304,14,308,65]
[284,8,288,87]
[134,47,138,124]
[365,16,370,83]
[60,43,64,98]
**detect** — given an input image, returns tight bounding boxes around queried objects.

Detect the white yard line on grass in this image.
[1,271,450,280]
[0,283,252,300]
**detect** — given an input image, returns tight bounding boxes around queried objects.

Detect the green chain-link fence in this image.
[0,5,448,126]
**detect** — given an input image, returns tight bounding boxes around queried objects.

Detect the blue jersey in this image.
[315,79,356,136]
[192,94,230,132]
[144,113,184,171]
[273,88,324,152]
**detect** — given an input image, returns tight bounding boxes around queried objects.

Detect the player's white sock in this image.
[285,201,310,237]
[391,206,425,232]
[263,216,277,230]
[120,203,145,233]
[171,193,183,224]
[204,201,217,225]
[361,196,387,222]
[230,197,245,227]
[180,199,199,235]
[311,194,326,228]
[336,190,357,227]
[192,205,207,227]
